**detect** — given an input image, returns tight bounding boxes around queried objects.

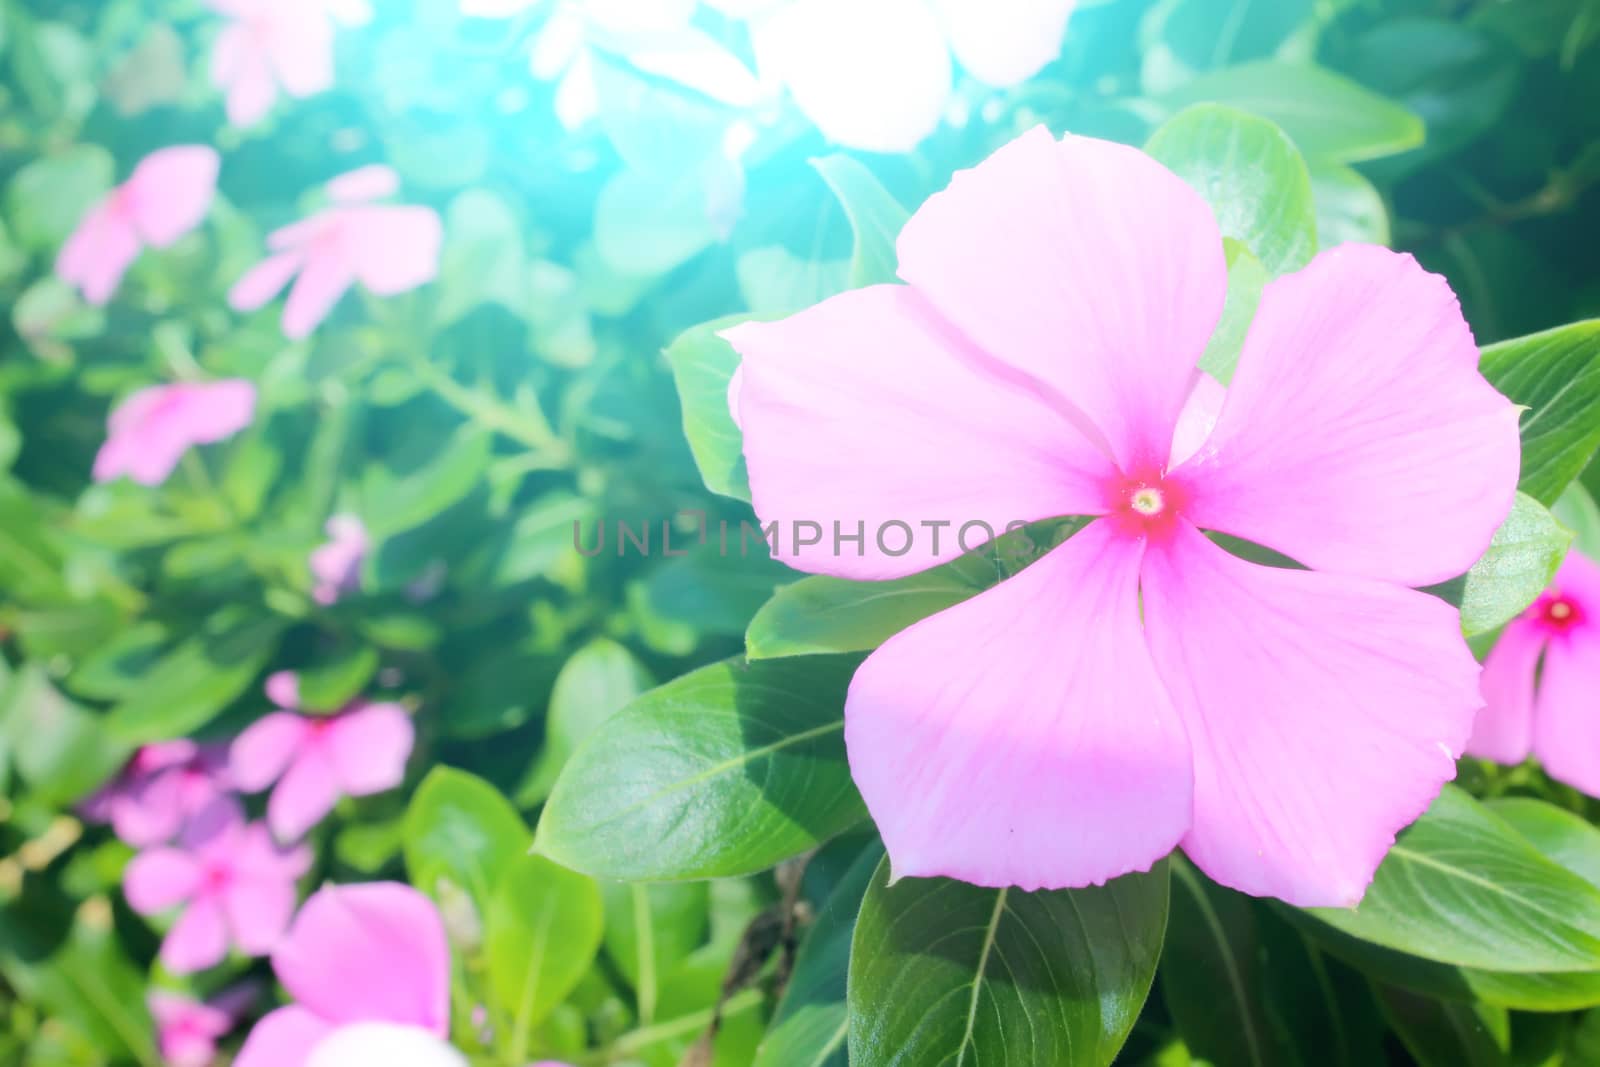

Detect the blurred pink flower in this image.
[207,0,371,127]
[150,985,257,1067]
[1467,548,1600,793]
[92,379,256,486]
[723,128,1522,906]
[228,165,442,339]
[125,803,310,974]
[57,145,219,304]
[311,514,369,604]
[82,740,234,848]
[231,671,414,842]
[233,882,451,1067]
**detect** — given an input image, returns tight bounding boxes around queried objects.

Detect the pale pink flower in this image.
[82,741,234,848]
[1467,549,1600,793]
[228,165,442,339]
[311,514,369,604]
[124,802,310,974]
[233,882,451,1067]
[207,0,370,127]
[230,672,414,842]
[57,145,219,304]
[150,985,258,1067]
[92,380,256,486]
[723,128,1522,906]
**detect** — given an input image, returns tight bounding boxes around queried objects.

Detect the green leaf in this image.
[600,881,709,1025]
[537,655,865,881]
[1480,320,1600,506]
[1306,786,1600,973]
[664,314,753,502]
[1489,797,1600,889]
[404,766,532,908]
[1556,482,1600,558]
[437,189,527,324]
[362,427,492,538]
[522,638,653,803]
[848,858,1169,1067]
[1138,0,1315,92]
[594,159,736,277]
[1439,492,1572,637]
[1146,103,1317,276]
[486,854,604,1054]
[106,610,285,743]
[0,665,129,807]
[1198,239,1268,385]
[811,155,910,288]
[1311,163,1391,247]
[737,246,850,316]
[1373,985,1509,1067]
[3,147,111,251]
[296,641,380,712]
[1161,62,1425,164]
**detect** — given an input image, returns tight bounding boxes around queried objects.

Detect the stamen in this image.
[1130,487,1165,517]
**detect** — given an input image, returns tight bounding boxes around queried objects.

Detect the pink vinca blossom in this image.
[1467,548,1600,793]
[208,0,371,127]
[228,165,442,339]
[93,379,256,486]
[231,671,414,842]
[150,985,257,1067]
[57,145,219,304]
[125,802,310,974]
[82,741,233,848]
[233,882,452,1067]
[723,128,1522,906]
[311,514,369,604]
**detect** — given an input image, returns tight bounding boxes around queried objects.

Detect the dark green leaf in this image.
[1480,320,1600,506]
[1373,984,1509,1067]
[362,427,492,538]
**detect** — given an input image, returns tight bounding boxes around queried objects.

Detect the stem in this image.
[406,352,569,463]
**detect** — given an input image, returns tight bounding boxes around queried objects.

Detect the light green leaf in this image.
[737,246,849,316]
[522,638,653,804]
[848,857,1169,1067]
[600,881,709,1025]
[537,656,865,881]
[1147,103,1317,276]
[1440,492,1571,636]
[1489,797,1600,889]
[296,641,381,713]
[1556,482,1600,558]
[4,145,113,251]
[437,189,527,324]
[1198,239,1268,385]
[1311,163,1391,247]
[811,155,910,288]
[663,314,752,502]
[362,426,491,538]
[404,766,532,908]
[1479,319,1600,505]
[1,665,129,807]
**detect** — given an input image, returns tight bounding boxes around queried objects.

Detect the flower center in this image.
[1130,487,1165,517]
[1542,596,1582,631]
[1109,473,1186,538]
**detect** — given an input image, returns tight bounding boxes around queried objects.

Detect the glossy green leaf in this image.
[848,858,1168,1067]
[663,314,753,502]
[1162,62,1425,163]
[1480,320,1600,505]
[1489,797,1600,889]
[1147,103,1317,276]
[1306,786,1600,973]
[1440,492,1572,636]
[811,155,910,288]
[1373,985,1509,1067]
[404,766,532,908]
[486,854,604,1053]
[522,637,653,803]
[537,655,865,881]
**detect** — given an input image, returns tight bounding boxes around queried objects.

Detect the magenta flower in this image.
[150,985,257,1067]
[1467,548,1600,793]
[723,128,1522,906]
[310,514,368,604]
[124,803,310,974]
[82,740,233,848]
[233,882,451,1067]
[207,0,370,127]
[230,672,414,842]
[228,165,442,339]
[92,379,256,487]
[57,145,219,304]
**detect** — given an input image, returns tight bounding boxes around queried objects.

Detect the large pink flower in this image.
[57,145,219,304]
[1467,548,1600,793]
[93,379,256,486]
[124,803,310,974]
[233,882,451,1067]
[228,165,442,339]
[207,0,370,127]
[81,741,233,848]
[723,128,1522,906]
[230,672,414,842]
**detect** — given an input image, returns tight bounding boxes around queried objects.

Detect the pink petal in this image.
[281,249,355,339]
[224,872,300,957]
[266,11,336,99]
[724,285,1117,580]
[231,712,312,792]
[162,895,230,974]
[345,205,443,295]
[273,883,451,1033]
[267,670,303,709]
[1465,619,1544,765]
[845,519,1192,890]
[306,1023,468,1067]
[124,146,221,247]
[110,771,186,847]
[930,0,1075,86]
[324,703,413,796]
[235,1007,334,1067]
[177,379,258,443]
[229,251,305,312]
[1532,627,1600,796]
[327,165,399,204]
[267,747,342,842]
[123,848,201,913]
[1140,522,1481,907]
[220,38,280,127]
[93,421,189,486]
[56,200,142,305]
[1179,245,1522,587]
[896,128,1227,473]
